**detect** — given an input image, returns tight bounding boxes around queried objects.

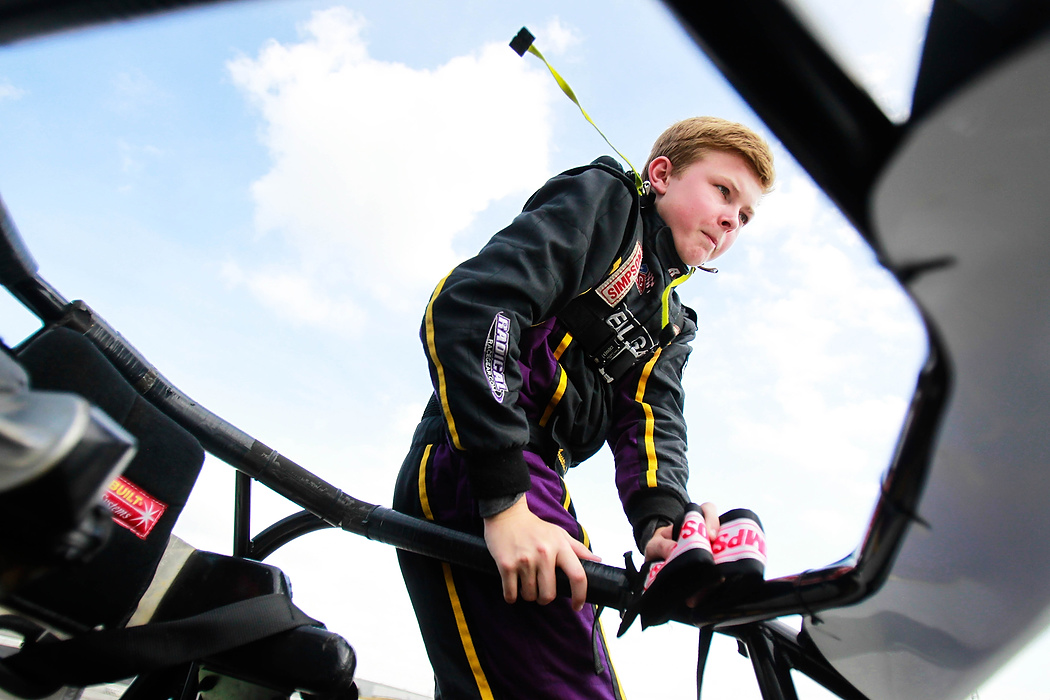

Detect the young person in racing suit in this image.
[393,117,774,699]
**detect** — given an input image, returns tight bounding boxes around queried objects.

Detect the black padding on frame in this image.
[14,326,205,630]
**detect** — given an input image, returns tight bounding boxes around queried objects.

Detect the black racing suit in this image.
[394,156,699,699]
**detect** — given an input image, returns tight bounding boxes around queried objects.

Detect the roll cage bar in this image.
[3,220,932,698]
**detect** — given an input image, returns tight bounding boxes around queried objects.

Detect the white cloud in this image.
[221,259,365,331]
[537,17,580,55]
[118,139,165,175]
[898,0,935,19]
[0,80,24,101]
[857,45,923,122]
[228,7,556,329]
[683,170,925,482]
[109,69,168,115]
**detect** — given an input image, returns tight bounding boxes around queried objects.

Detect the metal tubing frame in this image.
[0,232,950,623]
[0,200,948,696]
[0,2,970,697]
[2,277,945,700]
[0,0,949,632]
[741,624,800,700]
[233,472,252,559]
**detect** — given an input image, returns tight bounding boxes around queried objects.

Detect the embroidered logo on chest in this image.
[636,262,655,295]
[597,241,643,307]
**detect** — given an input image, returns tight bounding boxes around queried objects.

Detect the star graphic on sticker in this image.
[133,502,162,528]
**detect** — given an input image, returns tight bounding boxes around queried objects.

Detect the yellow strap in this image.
[522,41,644,195]
[516,28,697,343]
[660,268,695,328]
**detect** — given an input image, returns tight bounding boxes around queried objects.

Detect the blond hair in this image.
[645,117,775,193]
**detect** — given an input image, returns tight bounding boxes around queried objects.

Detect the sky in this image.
[0,0,1046,697]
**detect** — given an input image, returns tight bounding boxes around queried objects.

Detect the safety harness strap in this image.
[552,158,692,383]
[0,593,320,698]
[559,288,668,384]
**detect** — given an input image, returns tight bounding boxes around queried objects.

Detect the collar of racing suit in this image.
[640,204,698,345]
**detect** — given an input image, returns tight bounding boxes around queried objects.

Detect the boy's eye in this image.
[716,184,729,198]
[740,212,750,225]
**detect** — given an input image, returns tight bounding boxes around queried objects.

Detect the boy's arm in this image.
[607,310,697,551]
[422,166,634,503]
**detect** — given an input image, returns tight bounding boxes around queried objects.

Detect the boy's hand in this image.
[643,501,720,562]
[643,501,720,608]
[483,496,601,612]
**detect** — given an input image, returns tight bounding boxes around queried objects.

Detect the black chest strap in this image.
[558,269,691,383]
[553,158,695,382]
[559,293,657,383]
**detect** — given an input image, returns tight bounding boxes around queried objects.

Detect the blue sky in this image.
[0,0,1046,697]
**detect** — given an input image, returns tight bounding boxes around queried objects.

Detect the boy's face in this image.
[649,151,763,267]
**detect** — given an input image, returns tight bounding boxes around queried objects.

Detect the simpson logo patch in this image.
[597,242,643,306]
[103,475,167,540]
[484,312,511,403]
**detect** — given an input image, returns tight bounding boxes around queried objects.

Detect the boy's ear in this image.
[647,156,673,195]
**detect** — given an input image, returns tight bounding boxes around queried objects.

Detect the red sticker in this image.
[597,242,644,306]
[103,475,168,540]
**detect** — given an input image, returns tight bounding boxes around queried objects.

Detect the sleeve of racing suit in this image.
[422,166,635,501]
[606,305,697,548]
